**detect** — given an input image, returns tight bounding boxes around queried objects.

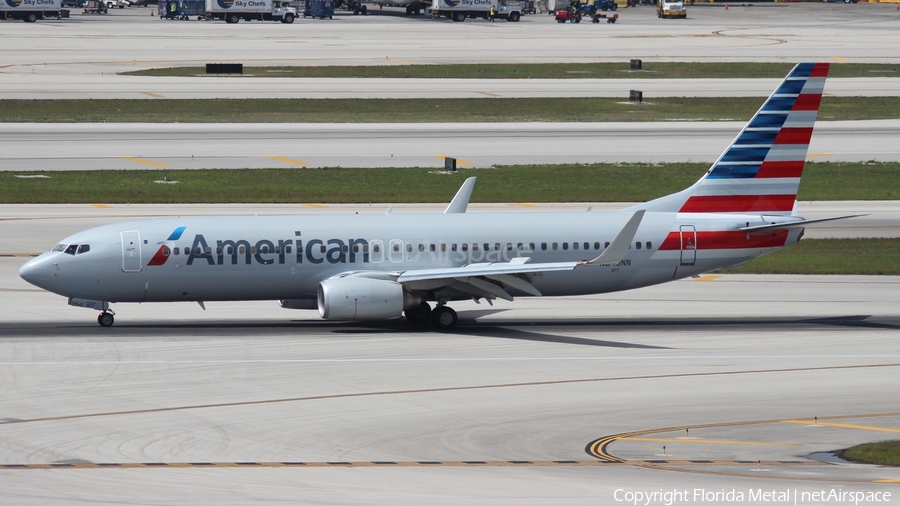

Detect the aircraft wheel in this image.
[430,306,457,331]
[404,301,432,324]
[98,312,115,327]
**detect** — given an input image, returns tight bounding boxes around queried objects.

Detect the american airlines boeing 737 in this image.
[19,62,859,330]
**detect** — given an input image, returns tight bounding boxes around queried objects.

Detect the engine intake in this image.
[317,277,405,321]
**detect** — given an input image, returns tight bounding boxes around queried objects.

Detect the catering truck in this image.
[0,0,63,22]
[432,0,521,22]
[657,0,684,18]
[205,0,296,23]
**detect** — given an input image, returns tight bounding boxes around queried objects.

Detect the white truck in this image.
[205,0,296,23]
[432,0,521,22]
[0,0,63,22]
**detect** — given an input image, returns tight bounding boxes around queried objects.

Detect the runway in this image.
[2,255,900,503]
[2,119,900,170]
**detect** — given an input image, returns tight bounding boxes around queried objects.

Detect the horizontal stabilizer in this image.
[739,214,867,233]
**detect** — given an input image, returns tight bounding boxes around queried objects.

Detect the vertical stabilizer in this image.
[629,62,829,215]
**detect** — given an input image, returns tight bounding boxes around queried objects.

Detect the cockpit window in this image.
[52,244,67,252]
[77,244,91,254]
[64,245,77,255]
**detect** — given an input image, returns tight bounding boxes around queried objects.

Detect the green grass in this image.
[2,162,897,204]
[2,97,900,123]
[124,62,900,80]
[839,440,900,466]
[719,239,900,276]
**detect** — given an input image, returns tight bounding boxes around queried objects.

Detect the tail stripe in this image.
[679,62,829,214]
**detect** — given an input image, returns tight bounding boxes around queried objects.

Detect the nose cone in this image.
[19,255,51,290]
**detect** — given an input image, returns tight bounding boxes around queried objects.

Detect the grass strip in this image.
[838,441,900,466]
[124,62,900,79]
[2,162,897,204]
[719,239,900,276]
[2,97,900,123]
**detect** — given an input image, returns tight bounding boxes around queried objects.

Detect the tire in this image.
[404,302,432,324]
[508,11,519,21]
[24,13,38,22]
[360,5,367,13]
[226,13,239,23]
[430,306,458,331]
[98,313,114,327]
[453,11,465,21]
[592,17,599,23]
[611,3,617,10]
[282,12,293,22]
[573,16,580,22]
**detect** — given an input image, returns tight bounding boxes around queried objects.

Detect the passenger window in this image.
[517,243,524,251]
[552,243,558,251]
[161,246,169,256]
[430,244,436,252]
[462,244,468,252]
[528,243,534,251]
[174,247,180,255]
[507,243,513,251]
[486,243,492,251]
[195,247,202,255]
[77,244,91,254]
[593,242,600,250]
[341,245,348,253]
[392,243,399,252]
[205,247,212,255]
[319,245,326,254]
[216,247,223,255]
[362,245,368,253]
[473,243,479,252]
[563,243,569,251]
[407,244,413,253]
[239,246,246,254]
[573,242,579,250]
[583,242,589,250]
[226,247,233,255]
[451,244,458,252]
[352,245,358,253]
[251,247,257,255]
[276,245,282,254]
[64,245,77,255]
[286,245,292,254]
[646,242,652,250]
[636,242,642,250]
[373,244,380,253]
[440,244,446,252]
[541,243,547,251]
[605,242,610,249]
[418,244,425,252]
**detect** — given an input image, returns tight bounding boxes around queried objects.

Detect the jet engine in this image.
[317,277,405,321]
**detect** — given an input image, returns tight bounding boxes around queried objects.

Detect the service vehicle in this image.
[432,0,521,21]
[547,0,566,12]
[0,0,63,22]
[205,0,296,23]
[657,0,684,18]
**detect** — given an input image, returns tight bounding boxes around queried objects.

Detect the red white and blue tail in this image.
[633,62,829,216]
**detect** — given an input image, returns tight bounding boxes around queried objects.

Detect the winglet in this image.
[582,210,645,266]
[444,177,477,214]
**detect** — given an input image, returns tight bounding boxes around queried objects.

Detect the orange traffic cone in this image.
[150,9,154,15]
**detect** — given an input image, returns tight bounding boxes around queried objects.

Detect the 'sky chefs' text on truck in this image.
[204,0,296,22]
[0,0,63,22]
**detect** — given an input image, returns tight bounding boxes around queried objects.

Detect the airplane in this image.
[19,62,861,330]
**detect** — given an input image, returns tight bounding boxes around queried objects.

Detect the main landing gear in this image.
[97,310,115,327]
[404,301,458,330]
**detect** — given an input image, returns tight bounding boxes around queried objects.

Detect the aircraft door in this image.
[121,230,142,272]
[679,225,696,266]
[370,240,384,263]
[389,239,403,263]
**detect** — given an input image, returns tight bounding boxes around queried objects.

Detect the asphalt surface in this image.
[2,120,900,170]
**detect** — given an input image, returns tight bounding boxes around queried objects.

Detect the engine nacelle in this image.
[317,277,404,321]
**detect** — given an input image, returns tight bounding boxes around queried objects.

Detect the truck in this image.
[657,0,684,18]
[432,0,521,22]
[205,0,296,23]
[0,0,63,22]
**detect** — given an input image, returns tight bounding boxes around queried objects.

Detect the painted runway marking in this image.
[474,91,501,97]
[0,459,832,471]
[783,420,900,434]
[266,155,308,166]
[433,155,471,166]
[139,92,165,98]
[625,437,801,447]
[692,275,721,282]
[587,412,900,483]
[90,204,113,209]
[123,157,168,167]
